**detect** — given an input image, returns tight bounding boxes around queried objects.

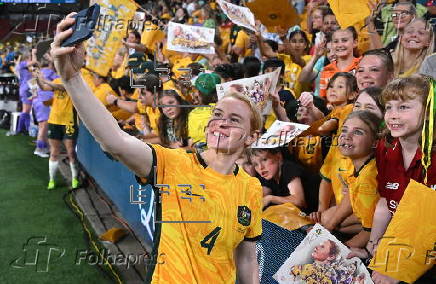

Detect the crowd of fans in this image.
[2,0,436,283]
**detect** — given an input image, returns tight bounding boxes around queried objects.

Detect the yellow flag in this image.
[246,0,301,30]
[369,180,436,283]
[328,0,371,28]
[86,0,137,77]
[262,203,313,231]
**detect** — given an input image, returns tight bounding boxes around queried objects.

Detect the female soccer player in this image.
[51,14,263,283]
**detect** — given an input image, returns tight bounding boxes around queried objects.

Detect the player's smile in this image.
[206,97,252,152]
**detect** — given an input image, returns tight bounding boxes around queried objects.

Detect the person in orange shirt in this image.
[319,27,361,98]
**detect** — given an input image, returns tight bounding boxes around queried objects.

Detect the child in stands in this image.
[310,86,384,231]
[321,111,381,248]
[350,75,436,284]
[250,148,307,210]
[156,90,191,148]
[319,27,360,98]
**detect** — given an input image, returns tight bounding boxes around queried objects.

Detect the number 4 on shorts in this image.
[200,226,222,255]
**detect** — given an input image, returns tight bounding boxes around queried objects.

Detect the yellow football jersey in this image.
[141,22,165,52]
[162,43,183,66]
[48,78,75,126]
[234,29,252,58]
[172,57,195,79]
[162,79,186,101]
[187,104,214,144]
[264,111,276,130]
[277,54,312,98]
[93,83,126,120]
[319,104,355,203]
[81,68,95,92]
[345,158,379,229]
[94,83,116,107]
[320,151,354,205]
[330,104,354,126]
[139,144,263,283]
[136,100,160,134]
[290,135,324,174]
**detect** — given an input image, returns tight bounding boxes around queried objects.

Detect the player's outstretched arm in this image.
[51,13,153,178]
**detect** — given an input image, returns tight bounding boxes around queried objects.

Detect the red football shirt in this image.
[376,139,436,214]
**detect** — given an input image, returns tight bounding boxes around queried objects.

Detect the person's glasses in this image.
[392,11,411,18]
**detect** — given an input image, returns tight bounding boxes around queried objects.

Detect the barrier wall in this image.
[76,124,155,248]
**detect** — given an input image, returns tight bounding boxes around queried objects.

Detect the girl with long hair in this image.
[157,90,191,148]
[392,18,434,78]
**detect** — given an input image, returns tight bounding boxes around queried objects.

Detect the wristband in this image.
[363,246,371,256]
[363,246,372,266]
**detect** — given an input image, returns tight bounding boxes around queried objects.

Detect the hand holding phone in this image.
[61,4,100,47]
[51,13,88,81]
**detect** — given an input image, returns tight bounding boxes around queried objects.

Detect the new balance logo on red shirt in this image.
[386,182,400,190]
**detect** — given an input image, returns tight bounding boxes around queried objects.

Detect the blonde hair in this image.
[382,74,430,105]
[393,18,434,78]
[220,91,263,134]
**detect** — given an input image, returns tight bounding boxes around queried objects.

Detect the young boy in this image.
[250,148,307,210]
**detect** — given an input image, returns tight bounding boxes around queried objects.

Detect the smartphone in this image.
[61,4,100,47]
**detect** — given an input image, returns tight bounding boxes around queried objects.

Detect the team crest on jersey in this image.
[237,206,251,226]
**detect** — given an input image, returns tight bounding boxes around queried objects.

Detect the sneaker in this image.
[34,148,50,158]
[47,179,55,190]
[6,130,16,136]
[72,178,80,189]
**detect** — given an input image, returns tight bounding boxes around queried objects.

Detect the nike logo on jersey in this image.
[386,182,400,190]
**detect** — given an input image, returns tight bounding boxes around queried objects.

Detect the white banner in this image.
[217,0,256,32]
[167,22,215,54]
[216,68,280,115]
[251,120,309,149]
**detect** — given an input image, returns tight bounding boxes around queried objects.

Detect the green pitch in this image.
[0,130,109,283]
